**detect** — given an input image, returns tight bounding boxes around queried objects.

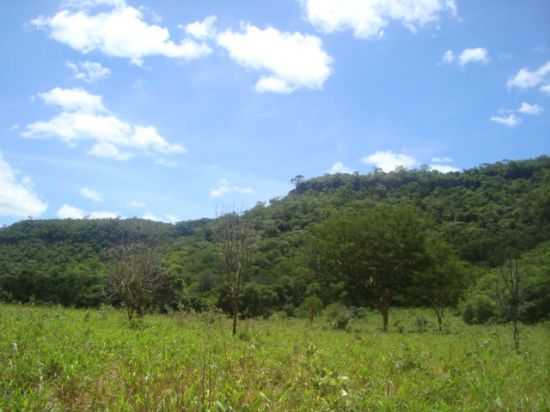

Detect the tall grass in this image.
[1,304,548,411]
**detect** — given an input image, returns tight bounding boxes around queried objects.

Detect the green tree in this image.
[414,237,466,331]
[309,205,430,331]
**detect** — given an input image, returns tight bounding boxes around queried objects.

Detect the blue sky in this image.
[1,0,549,225]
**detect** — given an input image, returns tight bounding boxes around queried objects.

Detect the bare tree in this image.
[109,243,167,321]
[496,259,525,352]
[219,213,255,336]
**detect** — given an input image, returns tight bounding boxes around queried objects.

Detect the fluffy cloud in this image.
[429,164,460,173]
[67,61,111,82]
[327,161,353,174]
[217,24,332,93]
[442,48,489,66]
[31,0,211,65]
[209,178,255,198]
[37,87,106,113]
[301,0,457,39]
[518,102,543,115]
[507,61,550,92]
[57,204,85,219]
[184,16,217,40]
[362,150,417,172]
[0,154,47,218]
[490,114,521,128]
[22,88,185,161]
[142,212,178,223]
[80,187,103,202]
[57,203,119,219]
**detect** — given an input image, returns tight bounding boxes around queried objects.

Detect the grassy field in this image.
[0,305,549,411]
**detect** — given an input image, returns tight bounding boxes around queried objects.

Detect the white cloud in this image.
[57,203,119,219]
[89,211,118,219]
[38,87,106,113]
[429,164,460,173]
[142,212,178,223]
[57,204,85,219]
[301,0,457,39]
[518,102,543,115]
[490,114,521,128]
[89,142,132,160]
[209,178,255,198]
[0,154,47,218]
[22,88,185,161]
[441,49,454,64]
[507,61,550,90]
[80,186,103,202]
[458,48,489,66]
[217,24,332,93]
[184,16,217,40]
[256,77,295,94]
[442,48,489,66]
[67,61,111,82]
[361,150,417,172]
[541,84,550,95]
[327,161,353,174]
[31,1,211,65]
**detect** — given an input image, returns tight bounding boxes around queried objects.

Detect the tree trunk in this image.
[434,307,444,332]
[378,288,392,332]
[232,266,241,336]
[381,307,389,332]
[513,318,520,352]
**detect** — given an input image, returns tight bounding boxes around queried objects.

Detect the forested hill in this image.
[1,156,549,313]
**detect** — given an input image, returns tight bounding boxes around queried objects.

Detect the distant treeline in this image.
[1,156,549,323]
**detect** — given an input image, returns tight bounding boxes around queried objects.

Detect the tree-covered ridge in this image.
[0,156,549,321]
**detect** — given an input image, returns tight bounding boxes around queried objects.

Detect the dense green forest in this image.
[1,156,550,324]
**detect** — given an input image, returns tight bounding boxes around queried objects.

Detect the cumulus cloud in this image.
[209,178,255,198]
[490,114,521,128]
[217,24,332,93]
[362,151,417,172]
[67,61,111,82]
[142,212,178,223]
[22,88,185,161]
[31,0,211,65]
[442,48,489,66]
[301,0,457,39]
[57,203,119,219]
[37,87,106,113]
[184,16,217,40]
[80,186,103,202]
[507,61,550,91]
[429,164,460,173]
[518,102,543,115]
[327,161,353,174]
[57,204,85,219]
[0,154,47,218]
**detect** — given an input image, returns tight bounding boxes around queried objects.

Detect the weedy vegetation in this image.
[1,304,549,412]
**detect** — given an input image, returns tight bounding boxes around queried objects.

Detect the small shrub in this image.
[414,314,429,333]
[462,294,497,324]
[324,303,353,330]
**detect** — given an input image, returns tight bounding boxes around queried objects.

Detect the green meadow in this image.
[1,304,549,412]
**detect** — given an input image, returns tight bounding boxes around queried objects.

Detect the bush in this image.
[323,303,353,330]
[462,294,497,324]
